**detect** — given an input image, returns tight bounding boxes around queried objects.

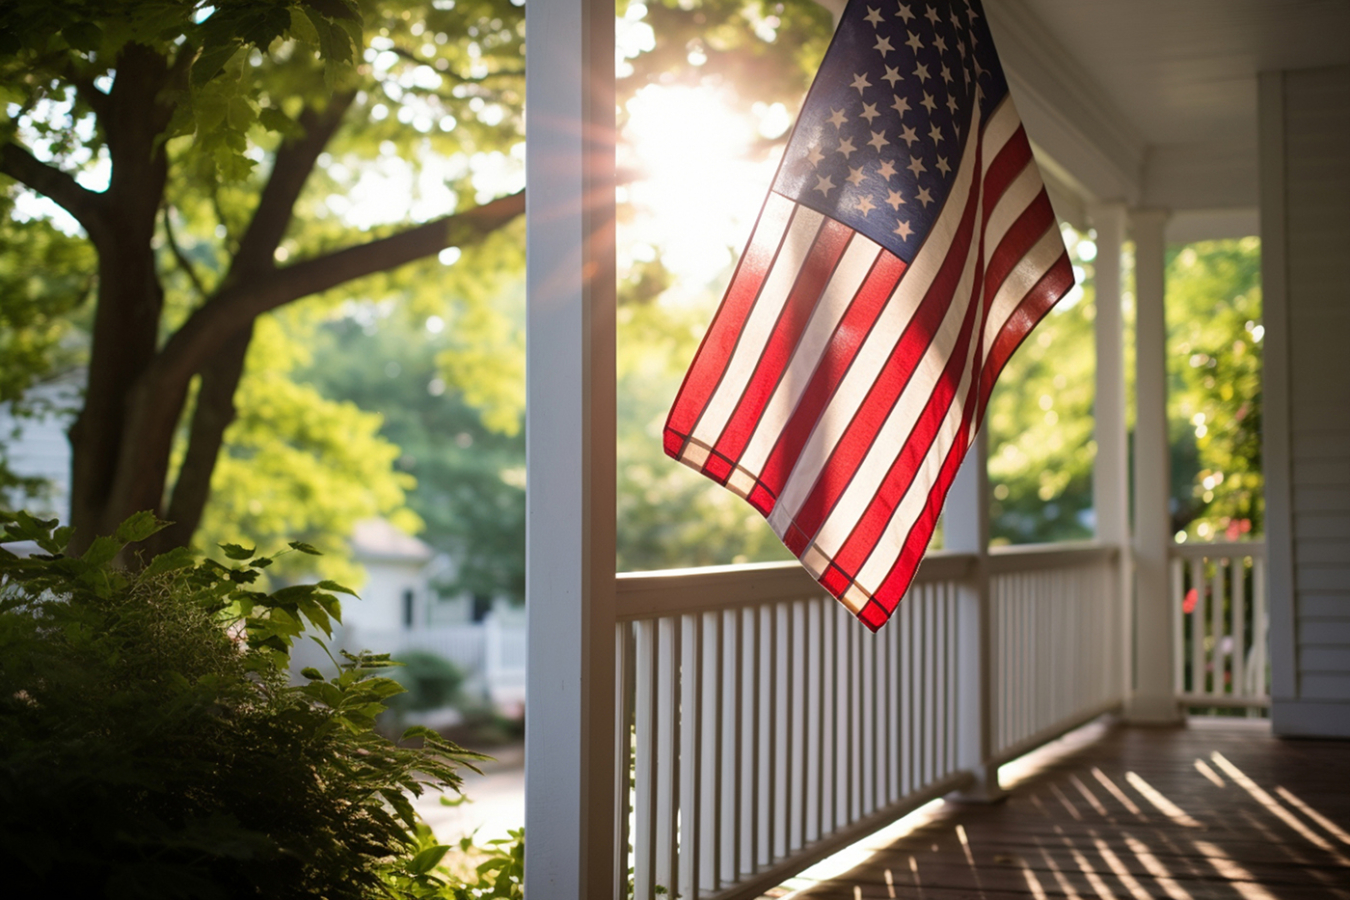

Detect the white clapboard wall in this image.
[1262,63,1350,737]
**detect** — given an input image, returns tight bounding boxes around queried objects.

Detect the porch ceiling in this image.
[985,0,1350,237]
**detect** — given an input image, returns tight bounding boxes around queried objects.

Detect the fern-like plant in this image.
[0,511,487,899]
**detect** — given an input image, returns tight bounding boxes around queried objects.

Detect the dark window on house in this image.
[472,593,492,623]
[402,589,415,629]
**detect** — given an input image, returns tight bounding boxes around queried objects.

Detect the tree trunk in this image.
[146,326,254,558]
[67,43,173,553]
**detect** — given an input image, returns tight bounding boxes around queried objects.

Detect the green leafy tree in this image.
[197,307,424,585]
[0,0,525,556]
[985,233,1263,547]
[0,193,94,499]
[1165,237,1263,540]
[300,305,527,602]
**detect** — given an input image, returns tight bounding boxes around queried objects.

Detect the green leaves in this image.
[409,843,451,875]
[61,21,104,53]
[0,510,483,898]
[191,40,244,89]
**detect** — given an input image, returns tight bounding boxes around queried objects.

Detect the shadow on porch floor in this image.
[782,718,1350,900]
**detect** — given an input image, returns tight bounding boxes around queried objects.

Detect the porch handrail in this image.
[1170,539,1265,560]
[615,551,976,620]
[987,540,1117,571]
[615,542,1119,619]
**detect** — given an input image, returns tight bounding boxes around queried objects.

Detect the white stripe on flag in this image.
[736,232,885,478]
[688,204,825,451]
[980,99,1021,176]
[984,160,1041,258]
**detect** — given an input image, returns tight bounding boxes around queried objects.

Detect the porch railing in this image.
[614,542,1123,900]
[1170,541,1269,707]
[988,544,1124,763]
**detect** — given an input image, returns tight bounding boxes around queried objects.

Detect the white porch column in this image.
[524,0,619,895]
[1126,207,1180,723]
[946,428,1001,800]
[1088,202,1132,703]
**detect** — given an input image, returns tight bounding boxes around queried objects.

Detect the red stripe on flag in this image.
[781,171,983,556]
[981,127,1032,220]
[748,251,907,515]
[664,196,796,453]
[978,251,1075,413]
[703,218,856,483]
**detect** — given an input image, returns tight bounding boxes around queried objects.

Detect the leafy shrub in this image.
[389,824,523,900]
[385,651,467,715]
[0,511,488,899]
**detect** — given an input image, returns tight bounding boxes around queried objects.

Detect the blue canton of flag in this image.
[774,0,1007,260]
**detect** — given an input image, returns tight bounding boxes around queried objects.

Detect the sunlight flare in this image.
[620,84,782,298]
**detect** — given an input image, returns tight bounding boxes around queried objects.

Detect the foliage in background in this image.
[197,308,420,585]
[0,193,92,504]
[984,233,1263,546]
[613,0,828,571]
[617,0,831,111]
[986,226,1099,545]
[0,510,486,898]
[300,305,527,602]
[384,651,467,715]
[617,296,794,571]
[1165,237,1263,541]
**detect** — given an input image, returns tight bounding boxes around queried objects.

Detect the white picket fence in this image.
[1171,541,1269,707]
[348,614,528,708]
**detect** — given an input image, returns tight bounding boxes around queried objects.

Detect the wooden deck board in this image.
[789,719,1350,900]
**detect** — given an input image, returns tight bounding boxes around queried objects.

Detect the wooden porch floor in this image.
[788,718,1350,900]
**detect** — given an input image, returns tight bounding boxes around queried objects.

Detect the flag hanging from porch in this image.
[664,0,1074,631]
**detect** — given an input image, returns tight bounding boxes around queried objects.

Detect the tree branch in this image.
[229,92,356,275]
[162,205,210,301]
[152,324,253,556]
[385,47,524,85]
[153,188,525,397]
[66,69,112,120]
[0,142,109,243]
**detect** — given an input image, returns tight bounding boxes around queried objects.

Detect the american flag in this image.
[664,0,1074,631]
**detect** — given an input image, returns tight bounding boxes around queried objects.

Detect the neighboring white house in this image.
[0,375,81,522]
[338,517,527,713]
[345,516,438,633]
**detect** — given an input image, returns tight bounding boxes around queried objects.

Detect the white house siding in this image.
[0,379,80,520]
[1262,64,1350,737]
